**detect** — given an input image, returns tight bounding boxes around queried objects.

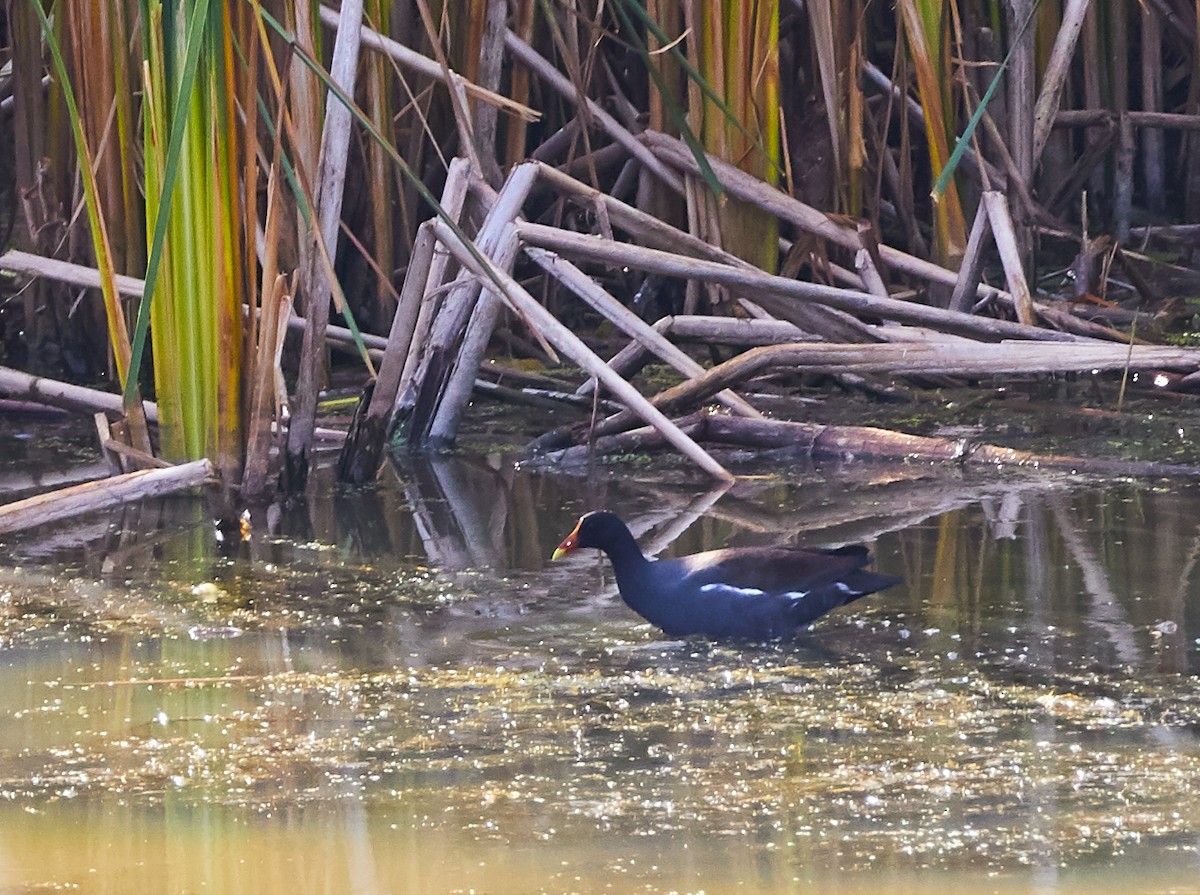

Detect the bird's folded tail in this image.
[837,570,904,604]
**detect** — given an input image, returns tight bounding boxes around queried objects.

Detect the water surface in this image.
[1,446,1199,894]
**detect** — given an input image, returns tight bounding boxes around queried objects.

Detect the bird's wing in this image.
[672,545,869,595]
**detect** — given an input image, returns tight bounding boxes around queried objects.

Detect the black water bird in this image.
[552,511,901,640]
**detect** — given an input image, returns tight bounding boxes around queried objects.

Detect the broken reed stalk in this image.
[0,459,217,536]
[588,331,900,413]
[950,201,993,313]
[0,365,160,422]
[982,192,1036,326]
[534,412,1200,480]
[516,222,1078,343]
[523,245,763,419]
[397,162,541,443]
[1031,0,1094,162]
[503,30,684,192]
[633,341,1200,423]
[3,242,386,357]
[429,218,735,483]
[338,158,472,484]
[644,128,1122,344]
[642,130,1007,304]
[428,233,522,444]
[286,0,366,486]
[317,4,538,124]
[533,161,875,344]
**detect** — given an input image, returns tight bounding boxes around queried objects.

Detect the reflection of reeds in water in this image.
[5,476,1200,891]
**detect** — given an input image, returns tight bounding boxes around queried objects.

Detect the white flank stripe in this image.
[700,583,765,597]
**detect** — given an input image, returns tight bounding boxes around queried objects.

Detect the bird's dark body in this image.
[556,511,901,641]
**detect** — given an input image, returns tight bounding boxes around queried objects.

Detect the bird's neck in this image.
[600,528,653,595]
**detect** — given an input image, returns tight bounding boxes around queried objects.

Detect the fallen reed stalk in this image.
[430,218,735,482]
[0,365,159,422]
[504,29,683,191]
[516,222,1078,343]
[0,459,216,535]
[524,245,762,419]
[635,340,1200,420]
[532,412,1200,480]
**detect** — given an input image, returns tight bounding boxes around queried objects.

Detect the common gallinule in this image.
[553,511,901,640]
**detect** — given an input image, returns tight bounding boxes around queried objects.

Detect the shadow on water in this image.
[2,435,1200,893]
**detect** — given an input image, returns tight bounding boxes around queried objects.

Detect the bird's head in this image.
[551,510,624,559]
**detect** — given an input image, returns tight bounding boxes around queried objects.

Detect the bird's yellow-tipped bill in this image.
[551,520,582,560]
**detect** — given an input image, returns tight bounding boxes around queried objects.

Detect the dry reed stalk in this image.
[286,0,366,485]
[1033,0,1094,162]
[535,161,880,343]
[318,3,539,122]
[0,365,158,422]
[949,200,992,314]
[896,0,968,264]
[0,460,216,536]
[31,1,152,454]
[504,0,537,166]
[427,232,522,444]
[503,29,684,191]
[1006,0,1038,193]
[981,192,1036,326]
[287,0,323,188]
[398,159,473,397]
[524,245,762,419]
[1140,7,1165,213]
[471,0,509,184]
[0,249,145,298]
[571,314,825,400]
[241,115,289,502]
[516,221,1076,343]
[430,218,735,482]
[397,163,540,443]
[695,415,1200,478]
[643,130,1008,305]
[665,340,1200,402]
[362,0,397,325]
[368,223,438,420]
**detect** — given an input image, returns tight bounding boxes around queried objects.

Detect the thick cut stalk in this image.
[399,163,540,442]
[428,233,522,445]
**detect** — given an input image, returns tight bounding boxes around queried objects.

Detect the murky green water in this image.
[2,435,1200,893]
